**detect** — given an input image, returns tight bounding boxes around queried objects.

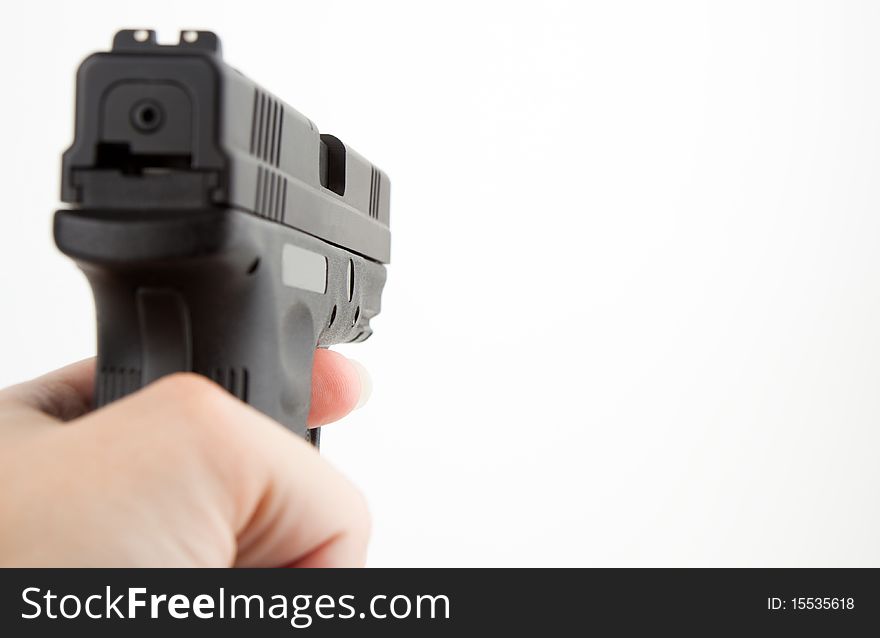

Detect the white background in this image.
[1,0,879,566]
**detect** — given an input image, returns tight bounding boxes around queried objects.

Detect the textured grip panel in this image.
[96,366,141,406]
[208,367,250,402]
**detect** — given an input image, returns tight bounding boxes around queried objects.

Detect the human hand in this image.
[0,351,371,567]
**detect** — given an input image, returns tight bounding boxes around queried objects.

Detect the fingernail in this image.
[350,359,372,410]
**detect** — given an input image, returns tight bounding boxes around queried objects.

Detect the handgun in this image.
[54,30,390,446]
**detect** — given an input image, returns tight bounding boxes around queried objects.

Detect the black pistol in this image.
[54,30,390,446]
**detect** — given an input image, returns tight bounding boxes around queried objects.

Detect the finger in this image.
[231,418,372,567]
[308,349,371,427]
[231,415,372,567]
[97,374,370,567]
[1,349,371,428]
[0,358,95,422]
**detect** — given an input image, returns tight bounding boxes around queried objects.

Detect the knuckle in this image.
[147,373,238,435]
[150,372,219,403]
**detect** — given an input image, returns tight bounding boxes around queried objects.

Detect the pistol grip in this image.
[55,207,385,441]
